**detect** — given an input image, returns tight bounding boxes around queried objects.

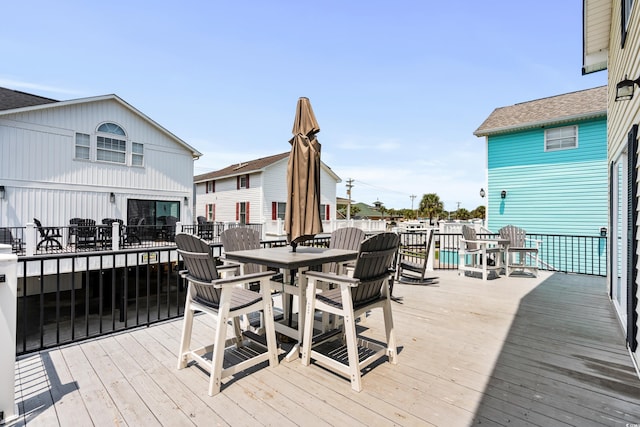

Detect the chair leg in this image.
[301,278,317,366]
[341,290,362,392]
[382,298,397,365]
[260,278,279,368]
[177,300,194,369]
[209,300,231,396]
[232,316,244,348]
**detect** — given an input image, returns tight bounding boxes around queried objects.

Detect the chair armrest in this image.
[304,270,360,287]
[524,238,542,249]
[180,269,273,288]
[213,270,276,287]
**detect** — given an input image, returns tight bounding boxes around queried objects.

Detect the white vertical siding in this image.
[608,0,640,368]
[0,98,195,227]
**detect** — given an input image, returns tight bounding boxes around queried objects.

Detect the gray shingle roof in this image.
[0,87,58,111]
[194,152,290,182]
[474,86,607,137]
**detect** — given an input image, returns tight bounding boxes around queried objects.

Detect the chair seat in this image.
[317,287,383,309]
[195,286,264,311]
[399,260,423,273]
[509,247,538,253]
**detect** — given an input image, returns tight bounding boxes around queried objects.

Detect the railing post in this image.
[112,222,120,251]
[0,244,18,422]
[25,223,36,256]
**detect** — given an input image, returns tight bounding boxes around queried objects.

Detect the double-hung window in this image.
[132,142,144,166]
[75,133,90,160]
[272,202,286,220]
[545,126,577,151]
[97,123,127,164]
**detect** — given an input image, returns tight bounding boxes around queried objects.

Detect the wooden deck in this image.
[8,270,640,426]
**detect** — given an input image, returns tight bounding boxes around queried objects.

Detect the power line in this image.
[353,179,413,197]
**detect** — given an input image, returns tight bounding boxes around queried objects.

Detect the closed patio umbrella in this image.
[284,97,323,251]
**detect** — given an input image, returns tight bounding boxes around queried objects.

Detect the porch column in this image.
[0,245,18,422]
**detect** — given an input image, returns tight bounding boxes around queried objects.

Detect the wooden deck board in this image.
[7,270,640,426]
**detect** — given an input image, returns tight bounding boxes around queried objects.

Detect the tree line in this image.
[338,193,485,222]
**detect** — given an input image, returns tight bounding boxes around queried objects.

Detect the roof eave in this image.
[582,0,611,75]
[0,94,203,158]
[474,110,607,137]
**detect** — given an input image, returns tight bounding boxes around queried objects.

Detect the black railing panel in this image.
[14,231,606,356]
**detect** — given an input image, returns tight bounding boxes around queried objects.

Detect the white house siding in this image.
[319,164,338,220]
[607,0,640,369]
[200,175,263,223]
[0,98,195,227]
[194,156,340,230]
[262,158,288,220]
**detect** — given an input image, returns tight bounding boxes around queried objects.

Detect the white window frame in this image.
[96,122,127,164]
[75,133,90,160]
[97,136,127,163]
[239,175,248,189]
[132,142,144,166]
[320,204,327,221]
[239,202,247,225]
[276,202,286,220]
[206,181,215,193]
[544,125,578,152]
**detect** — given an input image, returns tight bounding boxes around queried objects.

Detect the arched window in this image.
[97,122,127,164]
[97,122,126,136]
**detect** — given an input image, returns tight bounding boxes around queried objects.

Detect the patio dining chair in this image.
[394,227,435,286]
[499,225,539,277]
[301,232,400,392]
[325,227,366,274]
[33,218,62,250]
[75,218,97,248]
[175,233,279,396]
[458,225,502,281]
[0,227,22,253]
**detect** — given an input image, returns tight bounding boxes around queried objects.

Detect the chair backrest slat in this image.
[351,232,400,305]
[0,228,13,245]
[499,225,527,247]
[176,233,221,306]
[462,225,478,250]
[327,227,366,273]
[220,227,262,274]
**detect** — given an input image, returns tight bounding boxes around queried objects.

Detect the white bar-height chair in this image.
[301,232,400,392]
[175,233,279,396]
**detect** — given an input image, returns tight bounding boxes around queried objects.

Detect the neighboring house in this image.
[583,0,639,372]
[193,152,341,236]
[474,86,608,236]
[351,202,387,220]
[0,87,201,230]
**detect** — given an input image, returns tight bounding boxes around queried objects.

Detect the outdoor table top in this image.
[224,246,358,271]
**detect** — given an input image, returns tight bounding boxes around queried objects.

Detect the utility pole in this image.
[346,178,354,220]
[410,194,416,219]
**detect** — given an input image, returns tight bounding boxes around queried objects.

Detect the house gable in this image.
[485,116,608,236]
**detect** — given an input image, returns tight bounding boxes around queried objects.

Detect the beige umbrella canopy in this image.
[284,97,323,251]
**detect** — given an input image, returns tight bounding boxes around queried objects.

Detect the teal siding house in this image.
[474,86,607,236]
[474,87,607,274]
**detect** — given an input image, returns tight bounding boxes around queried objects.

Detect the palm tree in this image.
[419,193,444,224]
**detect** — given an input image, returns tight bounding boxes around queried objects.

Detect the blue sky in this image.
[1,1,606,211]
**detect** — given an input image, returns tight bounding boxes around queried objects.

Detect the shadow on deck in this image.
[472,273,640,425]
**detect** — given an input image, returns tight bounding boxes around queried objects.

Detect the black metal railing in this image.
[14,231,606,356]
[427,232,607,276]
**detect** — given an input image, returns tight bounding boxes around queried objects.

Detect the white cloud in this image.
[0,77,83,96]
